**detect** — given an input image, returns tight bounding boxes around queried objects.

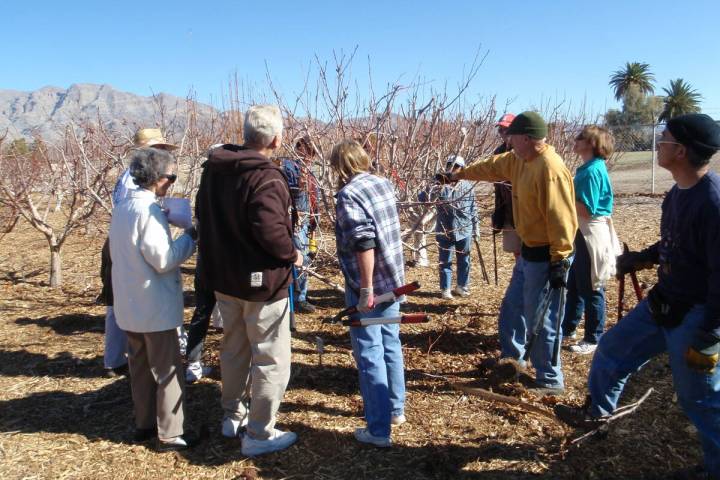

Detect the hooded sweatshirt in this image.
[196,144,296,302]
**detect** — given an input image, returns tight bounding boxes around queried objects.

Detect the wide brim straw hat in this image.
[133,128,178,150]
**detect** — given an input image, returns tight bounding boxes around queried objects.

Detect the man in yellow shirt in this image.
[439,111,577,394]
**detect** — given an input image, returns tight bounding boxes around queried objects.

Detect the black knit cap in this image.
[505,111,548,139]
[666,113,720,156]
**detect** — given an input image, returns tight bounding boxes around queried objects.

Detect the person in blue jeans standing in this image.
[562,126,619,355]
[331,140,406,448]
[420,155,478,300]
[555,114,720,480]
[280,136,320,314]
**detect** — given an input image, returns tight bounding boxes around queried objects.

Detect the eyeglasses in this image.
[655,134,682,146]
[160,173,177,183]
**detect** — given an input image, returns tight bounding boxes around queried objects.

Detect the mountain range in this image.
[0,83,217,141]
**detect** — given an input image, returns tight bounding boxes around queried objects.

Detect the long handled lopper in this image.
[617,243,644,321]
[523,284,567,366]
[473,237,491,285]
[325,281,421,324]
[324,281,430,327]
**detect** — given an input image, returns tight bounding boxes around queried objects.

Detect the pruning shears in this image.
[323,281,425,326]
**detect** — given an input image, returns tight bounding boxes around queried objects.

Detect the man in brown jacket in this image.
[196,104,302,456]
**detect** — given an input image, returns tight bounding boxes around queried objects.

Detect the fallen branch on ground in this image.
[421,372,558,422]
[570,387,654,446]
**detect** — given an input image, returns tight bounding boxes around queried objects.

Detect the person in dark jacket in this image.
[196,104,302,457]
[555,114,720,480]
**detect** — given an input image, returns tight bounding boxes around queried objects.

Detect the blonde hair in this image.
[330,140,371,188]
[578,125,614,159]
[244,104,283,148]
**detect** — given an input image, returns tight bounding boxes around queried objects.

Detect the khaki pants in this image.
[126,329,185,440]
[215,292,291,440]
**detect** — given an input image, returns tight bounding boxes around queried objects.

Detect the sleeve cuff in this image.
[354,238,377,252]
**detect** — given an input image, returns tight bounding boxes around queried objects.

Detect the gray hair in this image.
[129,148,175,188]
[243,104,283,148]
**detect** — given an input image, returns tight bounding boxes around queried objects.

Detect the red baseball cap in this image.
[496,113,516,128]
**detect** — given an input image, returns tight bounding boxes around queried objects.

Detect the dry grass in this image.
[0,195,703,480]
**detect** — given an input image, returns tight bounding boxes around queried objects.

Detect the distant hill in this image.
[0,83,217,141]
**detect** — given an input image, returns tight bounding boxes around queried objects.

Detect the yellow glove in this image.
[686,330,720,373]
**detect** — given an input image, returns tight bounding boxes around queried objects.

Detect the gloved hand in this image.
[185,226,198,241]
[615,250,656,278]
[357,287,375,313]
[549,258,571,289]
[686,330,720,373]
[435,172,454,184]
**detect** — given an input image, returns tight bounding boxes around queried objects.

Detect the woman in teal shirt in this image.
[562,126,617,354]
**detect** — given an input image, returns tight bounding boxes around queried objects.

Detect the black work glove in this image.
[615,250,656,278]
[185,226,199,241]
[549,258,571,289]
[434,172,454,184]
[686,330,720,373]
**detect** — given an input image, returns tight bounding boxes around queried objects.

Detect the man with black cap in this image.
[556,113,720,480]
[439,111,577,395]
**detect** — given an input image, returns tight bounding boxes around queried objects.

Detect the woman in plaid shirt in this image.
[331,140,406,448]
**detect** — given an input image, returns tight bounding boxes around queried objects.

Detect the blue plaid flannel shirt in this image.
[335,173,405,296]
[418,180,478,241]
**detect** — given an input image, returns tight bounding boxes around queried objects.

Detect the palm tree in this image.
[659,78,702,122]
[609,62,656,101]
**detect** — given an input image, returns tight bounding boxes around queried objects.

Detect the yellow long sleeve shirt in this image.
[457,144,577,261]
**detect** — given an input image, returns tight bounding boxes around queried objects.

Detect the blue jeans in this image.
[588,301,720,477]
[498,256,571,388]
[498,258,525,360]
[562,231,606,344]
[437,235,471,291]
[345,289,406,438]
[293,223,310,302]
[104,306,128,369]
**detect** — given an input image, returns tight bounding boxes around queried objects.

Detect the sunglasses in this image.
[160,173,177,183]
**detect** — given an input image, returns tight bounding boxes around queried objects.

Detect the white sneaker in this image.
[453,286,470,297]
[391,414,407,426]
[441,290,454,300]
[241,428,297,456]
[354,428,391,447]
[569,341,597,355]
[185,362,212,383]
[221,416,248,438]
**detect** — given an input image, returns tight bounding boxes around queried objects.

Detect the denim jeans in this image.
[104,306,128,369]
[498,256,571,388]
[588,301,720,477]
[186,254,216,363]
[498,258,525,360]
[346,288,406,438]
[293,223,310,302]
[437,235,471,291]
[562,231,606,344]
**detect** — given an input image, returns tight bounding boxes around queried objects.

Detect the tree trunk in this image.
[49,241,62,288]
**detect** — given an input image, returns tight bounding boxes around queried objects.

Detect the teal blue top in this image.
[574,157,613,216]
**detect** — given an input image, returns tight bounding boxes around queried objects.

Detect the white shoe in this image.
[185,361,212,383]
[453,286,470,297]
[241,428,297,456]
[354,428,391,447]
[441,290,454,300]
[221,416,248,438]
[569,341,597,355]
[391,414,407,426]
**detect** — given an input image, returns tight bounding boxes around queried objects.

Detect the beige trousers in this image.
[126,329,185,440]
[215,292,291,440]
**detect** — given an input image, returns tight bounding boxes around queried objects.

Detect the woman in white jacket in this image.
[109,148,197,450]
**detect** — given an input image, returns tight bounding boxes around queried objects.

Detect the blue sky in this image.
[4,0,720,118]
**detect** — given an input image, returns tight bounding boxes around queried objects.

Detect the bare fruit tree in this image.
[0,123,119,287]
